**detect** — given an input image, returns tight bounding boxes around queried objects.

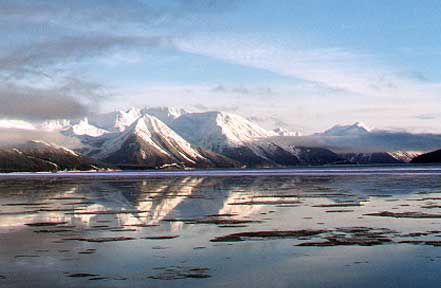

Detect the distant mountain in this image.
[411,149,441,163]
[84,114,239,169]
[273,127,301,136]
[63,118,108,137]
[221,142,345,168]
[88,107,141,132]
[320,122,370,136]
[142,107,188,125]
[339,152,404,164]
[170,112,412,167]
[0,141,107,172]
[276,126,441,156]
[40,118,108,137]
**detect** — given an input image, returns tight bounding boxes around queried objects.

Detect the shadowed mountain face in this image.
[0,141,107,173]
[339,152,404,164]
[411,149,441,163]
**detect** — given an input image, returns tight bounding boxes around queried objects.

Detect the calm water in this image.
[1,167,441,287]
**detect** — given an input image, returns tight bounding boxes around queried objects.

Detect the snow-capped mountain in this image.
[88,107,141,132]
[320,122,370,136]
[39,118,108,137]
[1,106,439,172]
[169,111,344,167]
[389,151,421,163]
[63,118,108,137]
[85,114,239,169]
[273,127,301,136]
[142,107,188,125]
[171,111,277,152]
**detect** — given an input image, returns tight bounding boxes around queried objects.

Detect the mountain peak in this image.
[69,118,108,137]
[141,106,188,125]
[322,122,370,136]
[126,114,164,137]
[171,111,276,152]
[353,122,370,130]
[85,113,238,169]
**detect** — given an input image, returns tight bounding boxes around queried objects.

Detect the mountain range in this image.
[1,107,441,172]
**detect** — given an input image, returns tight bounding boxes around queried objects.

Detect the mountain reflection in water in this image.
[1,172,441,287]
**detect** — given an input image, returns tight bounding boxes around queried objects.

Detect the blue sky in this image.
[1,0,441,133]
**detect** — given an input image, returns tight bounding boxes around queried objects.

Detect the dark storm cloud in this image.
[0,34,170,119]
[0,79,107,120]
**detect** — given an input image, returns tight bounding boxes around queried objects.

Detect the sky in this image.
[1,0,441,134]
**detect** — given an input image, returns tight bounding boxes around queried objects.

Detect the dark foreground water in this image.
[2,167,441,287]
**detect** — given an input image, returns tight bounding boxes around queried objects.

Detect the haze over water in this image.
[2,167,441,287]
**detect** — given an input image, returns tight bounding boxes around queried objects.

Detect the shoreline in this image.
[2,165,441,178]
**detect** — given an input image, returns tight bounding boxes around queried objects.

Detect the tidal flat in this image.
[2,168,441,287]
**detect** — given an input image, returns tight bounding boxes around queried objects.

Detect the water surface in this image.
[1,167,441,287]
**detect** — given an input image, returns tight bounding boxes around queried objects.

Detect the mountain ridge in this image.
[0,107,439,171]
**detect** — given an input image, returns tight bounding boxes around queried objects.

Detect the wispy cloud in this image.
[211,85,276,96]
[176,36,440,101]
[413,113,441,120]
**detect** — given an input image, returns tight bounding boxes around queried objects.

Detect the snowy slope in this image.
[85,114,238,169]
[65,118,108,137]
[321,122,370,136]
[388,151,421,163]
[171,111,276,152]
